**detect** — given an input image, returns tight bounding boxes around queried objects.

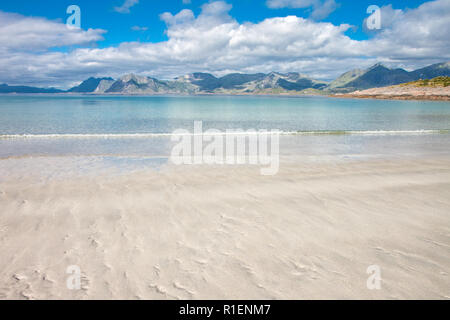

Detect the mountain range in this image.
[0,84,63,94]
[1,62,449,95]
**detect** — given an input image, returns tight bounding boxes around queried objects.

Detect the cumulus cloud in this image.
[114,0,139,14]
[310,0,339,20]
[267,0,339,20]
[364,1,450,61]
[0,11,105,86]
[160,9,195,26]
[0,0,449,88]
[0,11,105,52]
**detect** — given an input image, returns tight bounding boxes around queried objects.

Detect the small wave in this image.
[288,129,450,136]
[0,133,174,139]
[0,129,448,139]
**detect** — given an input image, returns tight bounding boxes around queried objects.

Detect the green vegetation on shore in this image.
[400,76,450,87]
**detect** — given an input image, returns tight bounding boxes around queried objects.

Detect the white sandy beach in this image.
[0,156,449,300]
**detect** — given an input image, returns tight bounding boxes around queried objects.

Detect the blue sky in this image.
[0,0,448,87]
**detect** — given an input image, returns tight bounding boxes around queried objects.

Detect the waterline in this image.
[1,129,449,140]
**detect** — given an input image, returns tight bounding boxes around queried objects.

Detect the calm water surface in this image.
[1,95,449,160]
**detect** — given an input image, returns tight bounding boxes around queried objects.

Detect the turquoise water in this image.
[1,95,449,159]
[1,95,450,135]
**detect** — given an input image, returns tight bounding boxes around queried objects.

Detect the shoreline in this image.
[332,94,450,101]
[332,83,450,101]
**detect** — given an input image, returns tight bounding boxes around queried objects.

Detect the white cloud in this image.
[182,0,192,4]
[0,11,105,52]
[310,0,339,20]
[0,0,448,88]
[364,0,450,61]
[160,9,195,26]
[114,0,139,14]
[267,0,339,19]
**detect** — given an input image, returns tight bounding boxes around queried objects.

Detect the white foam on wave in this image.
[0,129,448,139]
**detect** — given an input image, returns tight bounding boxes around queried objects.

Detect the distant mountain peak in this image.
[368,63,388,70]
[68,77,114,93]
[119,74,150,84]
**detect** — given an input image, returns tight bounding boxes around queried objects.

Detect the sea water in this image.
[0,95,449,174]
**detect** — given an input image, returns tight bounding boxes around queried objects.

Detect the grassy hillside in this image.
[400,76,450,87]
